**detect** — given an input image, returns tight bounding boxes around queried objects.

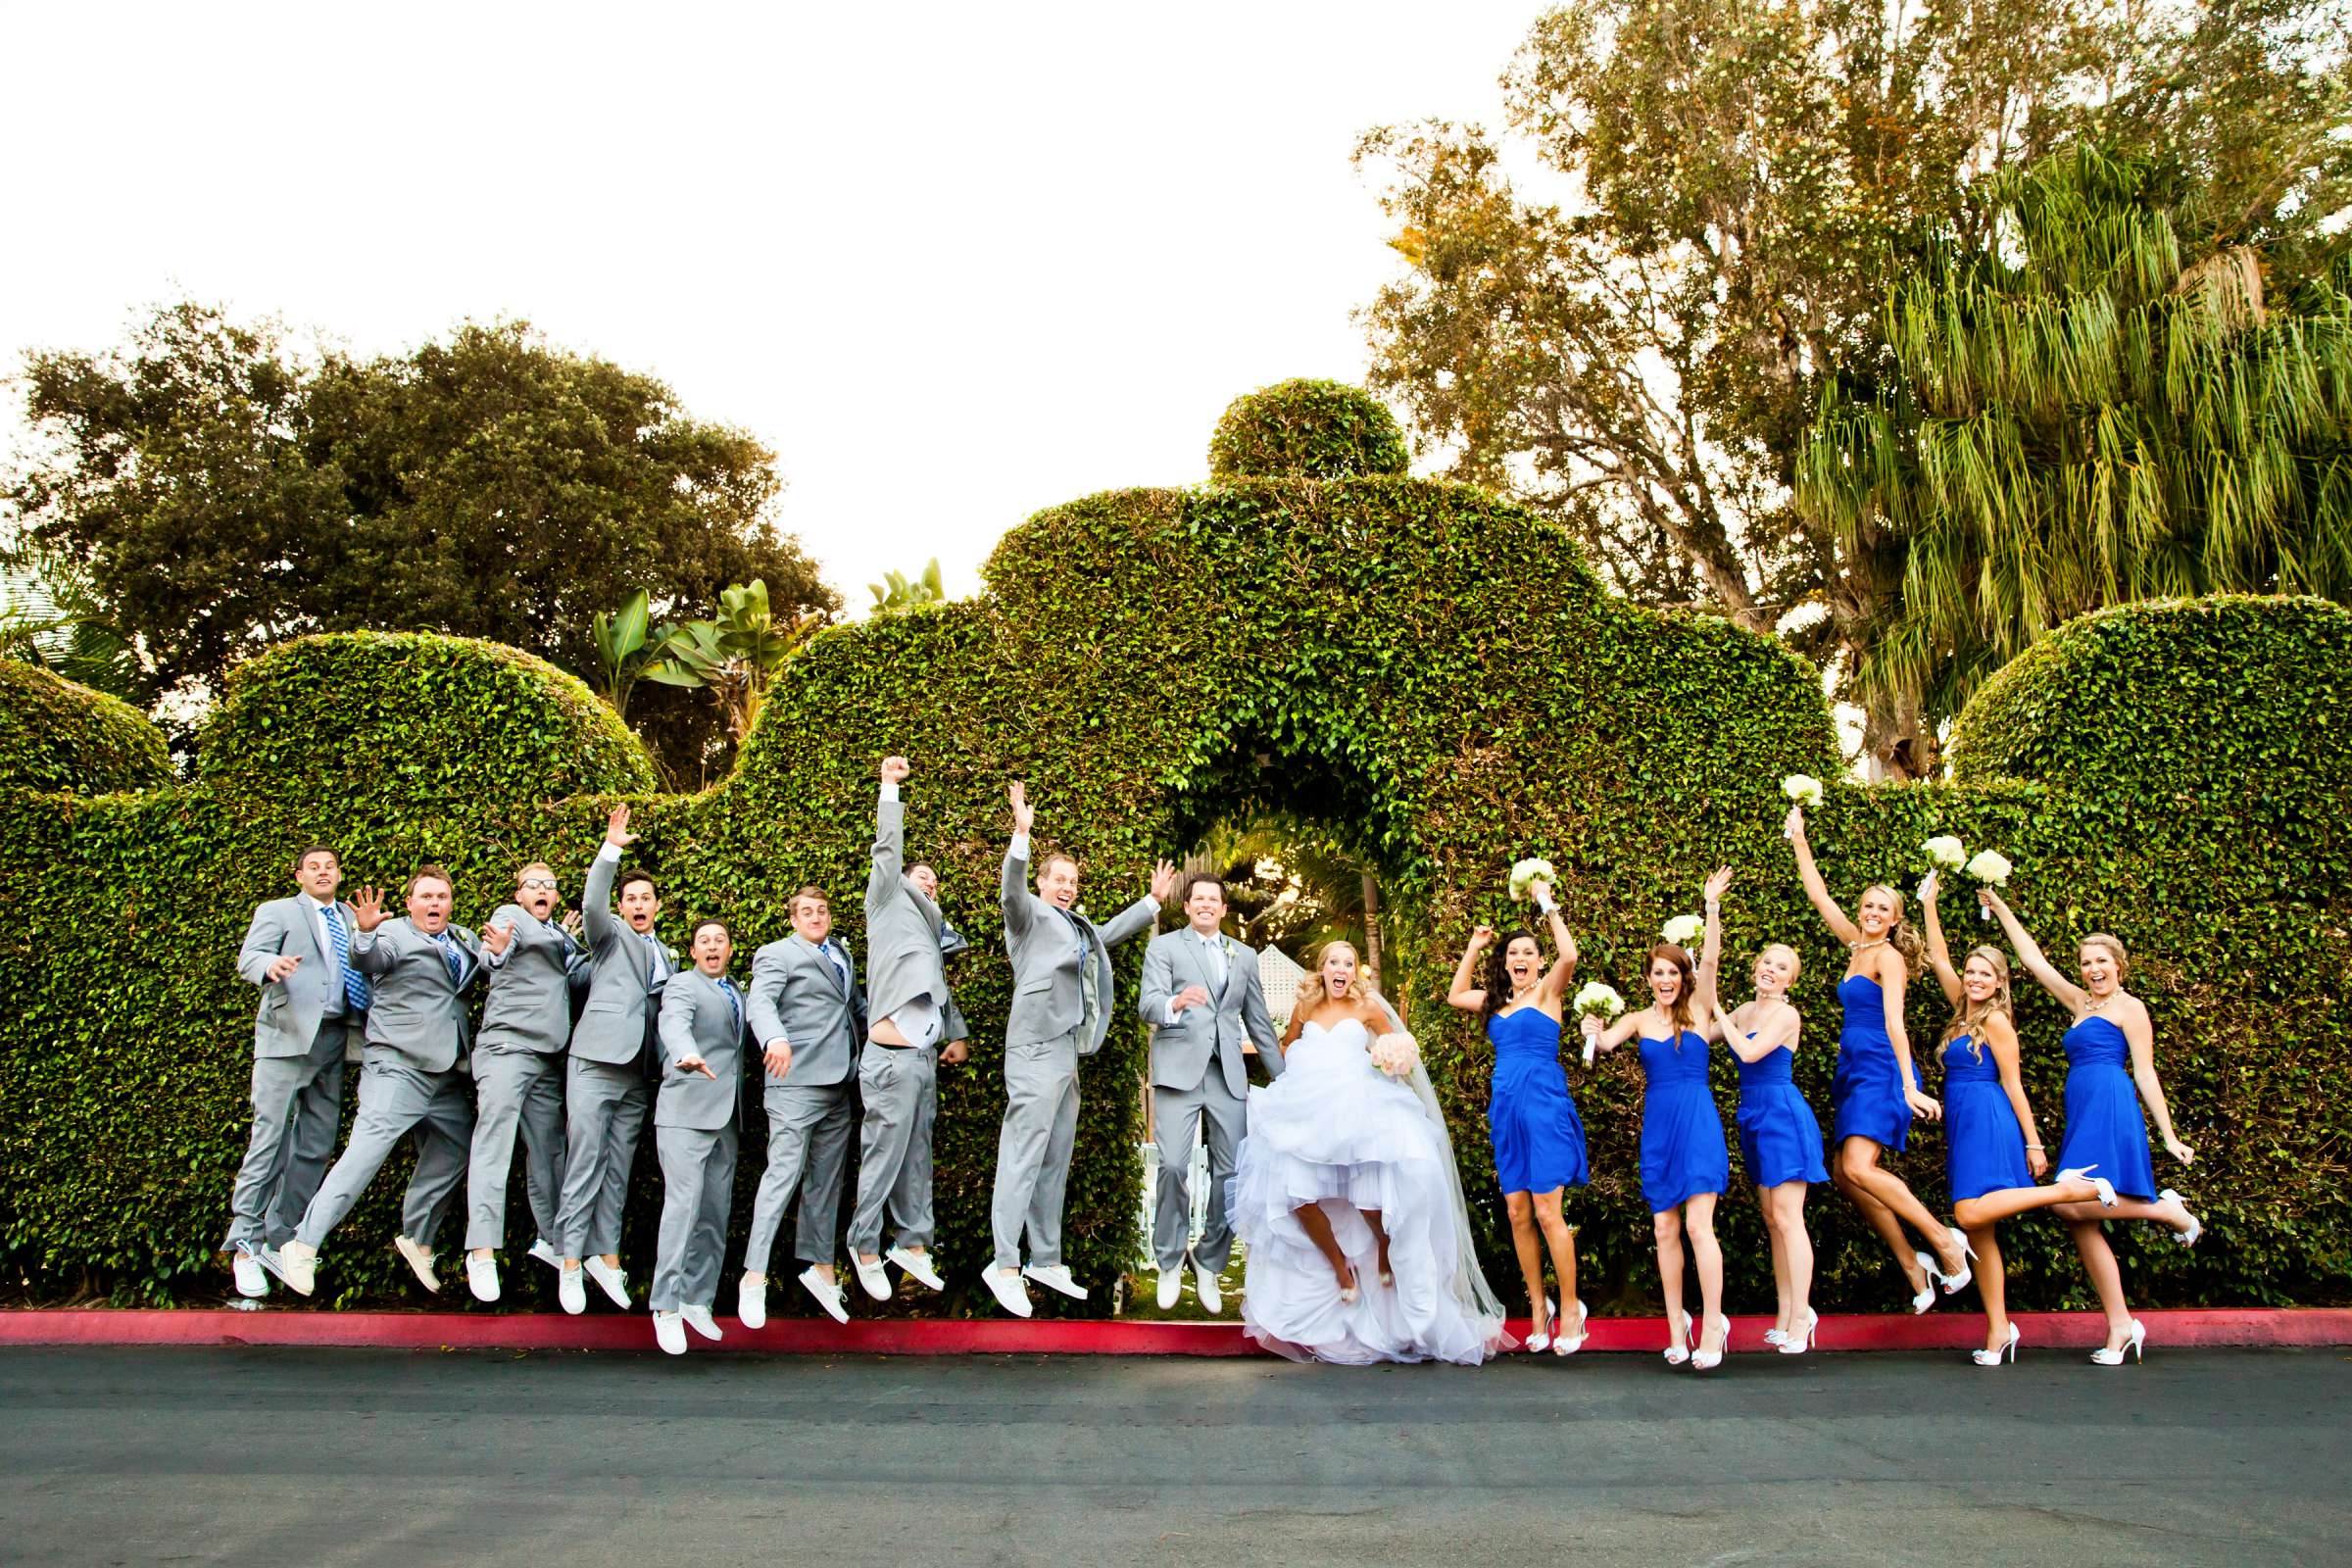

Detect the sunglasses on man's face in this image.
[519,877,559,891]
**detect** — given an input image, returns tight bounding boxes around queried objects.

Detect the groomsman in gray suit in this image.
[1139,872,1284,1315]
[461,858,587,1302]
[738,883,866,1328]
[223,844,368,1298]
[847,757,970,1305]
[555,805,676,1315]
[269,865,483,1297]
[984,779,1174,1318]
[650,919,745,1355]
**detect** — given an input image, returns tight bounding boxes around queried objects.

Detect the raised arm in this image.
[869,758,910,910]
[1096,860,1172,950]
[1981,887,2089,1013]
[1445,925,1494,1012]
[1918,871,1962,1006]
[1980,1009,2048,1178]
[1533,879,1579,1002]
[346,887,396,973]
[1786,807,1862,947]
[583,805,632,951]
[2122,997,2194,1166]
[1696,867,1732,1015]
[1000,780,1038,940]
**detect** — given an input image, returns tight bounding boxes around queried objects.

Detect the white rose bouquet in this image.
[1923,835,1967,871]
[1369,1031,1420,1080]
[1963,848,2012,920]
[1782,774,1824,808]
[1660,912,1705,949]
[1571,981,1624,1067]
[1508,858,1558,903]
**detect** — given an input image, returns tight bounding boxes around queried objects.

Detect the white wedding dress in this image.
[1227,1013,1511,1365]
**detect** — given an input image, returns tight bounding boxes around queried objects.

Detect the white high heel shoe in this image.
[2157,1189,2202,1247]
[1553,1298,1590,1355]
[1973,1321,2022,1366]
[2055,1165,2118,1206]
[1909,1251,1937,1314]
[1690,1313,1731,1372]
[1526,1296,1555,1353]
[1662,1312,1693,1366]
[1933,1228,1976,1297]
[2090,1318,2147,1365]
[1778,1307,1817,1356]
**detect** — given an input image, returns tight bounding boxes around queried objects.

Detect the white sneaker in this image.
[466,1254,500,1303]
[680,1303,723,1342]
[653,1310,688,1355]
[527,1239,562,1271]
[983,1265,1034,1318]
[1194,1261,1223,1316]
[559,1264,586,1315]
[852,1253,892,1301]
[800,1266,850,1324]
[265,1241,317,1297]
[887,1247,946,1291]
[232,1248,268,1299]
[1156,1269,1183,1311]
[394,1236,442,1294]
[739,1274,768,1331]
[584,1255,631,1309]
[1022,1263,1088,1301]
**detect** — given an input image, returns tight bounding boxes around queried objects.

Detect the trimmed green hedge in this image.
[1207,378,1412,483]
[0,662,172,795]
[2,396,2345,1316]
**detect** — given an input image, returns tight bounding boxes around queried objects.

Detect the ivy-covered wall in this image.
[2,388,2343,1315]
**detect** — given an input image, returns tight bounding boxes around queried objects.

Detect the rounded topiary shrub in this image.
[0,661,171,795]
[196,631,659,808]
[1207,378,1411,483]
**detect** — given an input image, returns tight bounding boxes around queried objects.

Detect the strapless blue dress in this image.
[1940,1033,2032,1200]
[1735,1035,1828,1187]
[2054,1014,2158,1200]
[1831,972,1920,1152]
[1485,1007,1589,1194]
[1637,1029,1730,1211]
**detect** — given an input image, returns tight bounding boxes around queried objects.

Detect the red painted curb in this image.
[3,1306,2346,1355]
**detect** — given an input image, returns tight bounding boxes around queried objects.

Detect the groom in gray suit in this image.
[223,844,368,1298]
[984,779,1174,1318]
[555,805,676,1315]
[739,883,866,1328]
[650,918,745,1356]
[461,858,587,1302]
[270,865,483,1298]
[1139,871,1283,1315]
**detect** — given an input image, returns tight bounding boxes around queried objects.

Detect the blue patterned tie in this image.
[642,933,665,988]
[433,932,464,986]
[719,976,742,1034]
[823,941,851,994]
[325,905,368,1011]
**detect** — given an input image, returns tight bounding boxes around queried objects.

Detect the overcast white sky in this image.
[0,2,1547,611]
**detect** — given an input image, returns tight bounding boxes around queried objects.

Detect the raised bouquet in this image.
[1370,1031,1420,1080]
[1923,834,1968,872]
[1507,858,1557,903]
[1571,981,1625,1067]
[1660,912,1704,949]
[1781,773,1824,808]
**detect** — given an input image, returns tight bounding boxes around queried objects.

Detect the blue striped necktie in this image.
[432,932,464,985]
[324,905,368,1011]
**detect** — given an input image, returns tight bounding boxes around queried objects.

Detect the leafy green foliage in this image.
[640,579,827,744]
[0,662,172,796]
[1206,379,1411,483]
[868,560,947,616]
[1,414,2342,1316]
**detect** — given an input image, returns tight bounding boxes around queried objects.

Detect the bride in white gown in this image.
[1228,941,1513,1364]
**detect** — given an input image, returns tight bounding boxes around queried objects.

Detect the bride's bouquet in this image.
[1964,848,2013,920]
[1370,1031,1420,1080]
[1923,834,1967,872]
[1507,858,1557,903]
[1660,912,1704,950]
[1782,773,1824,808]
[1571,981,1624,1067]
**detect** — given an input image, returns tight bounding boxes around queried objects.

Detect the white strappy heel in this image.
[1526,1296,1555,1353]
[2090,1318,2147,1365]
[1662,1311,1693,1365]
[1973,1322,2021,1366]
[2056,1165,2118,1206]
[1553,1298,1590,1355]
[1690,1313,1731,1372]
[1779,1307,1817,1356]
[2158,1189,2202,1248]
[1933,1227,1976,1296]
[1909,1251,1938,1314]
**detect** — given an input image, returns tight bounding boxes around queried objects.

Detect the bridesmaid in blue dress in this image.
[1446,876,1589,1354]
[1920,876,2116,1366]
[1696,875,1827,1355]
[1787,807,1974,1311]
[1984,890,2202,1366]
[1584,869,1735,1370]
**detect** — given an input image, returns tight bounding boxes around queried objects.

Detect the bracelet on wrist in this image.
[2024,1143,2044,1151]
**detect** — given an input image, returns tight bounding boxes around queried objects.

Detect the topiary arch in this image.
[2,393,2345,1314]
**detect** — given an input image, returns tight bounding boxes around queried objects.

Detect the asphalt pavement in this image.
[2,1346,2343,1566]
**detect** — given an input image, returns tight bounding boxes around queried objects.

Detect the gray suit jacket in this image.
[864,789,956,1029]
[236,895,364,1058]
[570,848,678,1067]
[747,933,865,1087]
[349,917,483,1074]
[1139,927,1284,1096]
[1000,838,1156,1055]
[477,904,586,1054]
[656,969,746,1130]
